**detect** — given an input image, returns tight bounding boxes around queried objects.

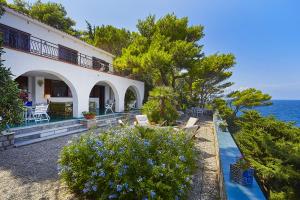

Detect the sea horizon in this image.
[255,99,300,126]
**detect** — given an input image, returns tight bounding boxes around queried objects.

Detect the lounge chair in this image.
[134,115,167,127]
[174,117,199,139]
[135,115,150,126]
[118,119,125,126]
[185,117,199,127]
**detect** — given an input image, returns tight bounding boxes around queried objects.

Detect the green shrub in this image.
[142,86,179,125]
[0,40,23,131]
[58,126,196,199]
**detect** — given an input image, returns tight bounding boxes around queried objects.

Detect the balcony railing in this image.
[0,23,142,80]
[7,35,111,72]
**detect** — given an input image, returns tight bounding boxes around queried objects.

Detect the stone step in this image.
[14,128,88,147]
[11,119,79,135]
[14,124,84,141]
[96,113,124,120]
[96,116,123,123]
[12,113,136,148]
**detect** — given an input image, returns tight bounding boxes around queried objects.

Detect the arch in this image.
[88,80,120,114]
[124,85,142,109]
[14,70,79,117]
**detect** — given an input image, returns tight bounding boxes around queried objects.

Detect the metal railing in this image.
[2,32,142,81]
[2,32,115,73]
[1,23,137,78]
[28,36,110,71]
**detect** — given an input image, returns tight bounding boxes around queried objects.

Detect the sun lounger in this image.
[174,117,199,139]
[135,115,150,126]
[135,115,167,127]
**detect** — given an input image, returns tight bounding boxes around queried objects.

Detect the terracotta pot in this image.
[84,114,95,120]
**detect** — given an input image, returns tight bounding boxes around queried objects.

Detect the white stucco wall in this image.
[0,7,144,118]
[4,48,144,117]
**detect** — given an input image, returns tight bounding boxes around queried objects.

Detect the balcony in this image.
[0,23,138,80]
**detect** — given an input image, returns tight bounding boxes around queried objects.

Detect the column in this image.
[34,76,46,104]
[104,85,110,104]
[114,91,125,112]
[27,76,33,103]
[73,91,90,118]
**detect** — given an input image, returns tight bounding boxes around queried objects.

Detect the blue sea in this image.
[254,100,300,126]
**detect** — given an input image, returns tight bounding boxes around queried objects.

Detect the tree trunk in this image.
[160,69,169,86]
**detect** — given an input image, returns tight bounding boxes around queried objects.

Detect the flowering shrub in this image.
[58,126,196,199]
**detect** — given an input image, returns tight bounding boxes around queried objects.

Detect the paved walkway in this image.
[188,116,220,200]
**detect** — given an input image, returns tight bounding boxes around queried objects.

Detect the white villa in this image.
[0,7,144,119]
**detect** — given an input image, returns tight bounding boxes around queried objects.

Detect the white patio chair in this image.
[32,104,50,123]
[105,102,114,114]
[191,107,198,117]
[128,100,136,110]
[195,108,204,117]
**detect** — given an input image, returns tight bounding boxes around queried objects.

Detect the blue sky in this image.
[14,0,300,99]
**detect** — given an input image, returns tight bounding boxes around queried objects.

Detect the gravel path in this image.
[188,116,220,200]
[0,134,78,200]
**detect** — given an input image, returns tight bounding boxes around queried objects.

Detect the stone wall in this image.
[0,131,14,151]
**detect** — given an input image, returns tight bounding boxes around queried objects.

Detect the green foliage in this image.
[114,13,235,105]
[0,40,23,131]
[228,88,272,115]
[235,110,300,199]
[7,0,77,35]
[58,126,196,200]
[9,0,29,14]
[30,0,76,35]
[142,87,179,125]
[114,14,203,88]
[213,88,272,132]
[189,54,235,108]
[84,22,132,56]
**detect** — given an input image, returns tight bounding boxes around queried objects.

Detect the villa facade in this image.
[0,7,144,118]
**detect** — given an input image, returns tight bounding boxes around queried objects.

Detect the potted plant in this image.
[230,156,254,186]
[82,111,96,120]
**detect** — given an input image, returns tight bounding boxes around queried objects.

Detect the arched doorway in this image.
[89,81,119,115]
[124,86,140,111]
[15,70,78,119]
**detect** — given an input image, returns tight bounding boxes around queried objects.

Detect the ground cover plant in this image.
[58,126,196,199]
